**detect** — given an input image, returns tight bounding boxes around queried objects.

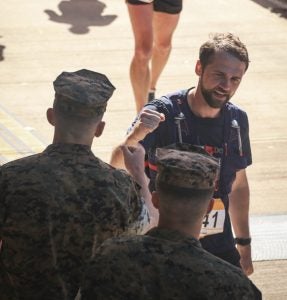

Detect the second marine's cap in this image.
[155,148,219,190]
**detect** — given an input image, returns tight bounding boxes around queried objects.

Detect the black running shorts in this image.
[126,0,182,14]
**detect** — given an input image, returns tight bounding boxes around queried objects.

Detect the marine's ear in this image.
[46,108,55,126]
[95,121,105,137]
[151,191,160,210]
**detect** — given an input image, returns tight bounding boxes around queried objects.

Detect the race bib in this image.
[200,198,225,237]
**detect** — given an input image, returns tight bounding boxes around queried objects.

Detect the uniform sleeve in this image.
[113,169,150,235]
[126,191,150,235]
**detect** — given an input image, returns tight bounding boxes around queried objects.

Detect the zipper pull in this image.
[231,120,243,156]
[174,112,185,143]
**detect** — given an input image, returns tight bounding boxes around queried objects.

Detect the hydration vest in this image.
[144,89,246,200]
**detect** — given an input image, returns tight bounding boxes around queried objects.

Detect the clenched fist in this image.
[127,109,165,144]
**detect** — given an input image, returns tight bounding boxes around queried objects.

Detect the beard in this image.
[200,83,231,109]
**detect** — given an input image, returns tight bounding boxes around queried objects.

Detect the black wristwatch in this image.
[234,237,251,246]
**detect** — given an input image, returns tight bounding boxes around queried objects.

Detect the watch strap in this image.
[234,237,251,246]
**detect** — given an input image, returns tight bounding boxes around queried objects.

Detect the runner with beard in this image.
[110,33,254,276]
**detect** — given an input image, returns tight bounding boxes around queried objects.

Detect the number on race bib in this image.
[200,198,225,237]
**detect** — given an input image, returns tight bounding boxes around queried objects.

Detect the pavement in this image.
[1,0,287,299]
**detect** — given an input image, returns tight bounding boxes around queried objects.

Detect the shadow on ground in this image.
[251,0,287,18]
[44,0,117,34]
[0,36,5,62]
[0,45,5,61]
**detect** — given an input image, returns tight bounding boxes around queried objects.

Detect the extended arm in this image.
[229,168,253,276]
[110,109,165,169]
[121,144,159,232]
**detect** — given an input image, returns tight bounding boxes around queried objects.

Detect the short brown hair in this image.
[199,32,250,71]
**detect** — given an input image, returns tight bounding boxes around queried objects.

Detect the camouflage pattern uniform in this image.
[0,70,149,300]
[82,227,260,300]
[81,148,261,300]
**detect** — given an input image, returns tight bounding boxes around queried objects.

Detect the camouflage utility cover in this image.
[53,69,115,116]
[156,147,219,190]
[82,227,260,300]
[0,143,147,300]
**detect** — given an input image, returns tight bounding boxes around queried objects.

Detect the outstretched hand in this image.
[110,109,165,170]
[127,109,165,144]
[121,144,146,178]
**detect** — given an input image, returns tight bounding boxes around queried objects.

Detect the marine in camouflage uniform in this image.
[81,147,261,300]
[0,70,149,300]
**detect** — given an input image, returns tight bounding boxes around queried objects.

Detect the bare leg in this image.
[127,4,153,113]
[150,12,181,91]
